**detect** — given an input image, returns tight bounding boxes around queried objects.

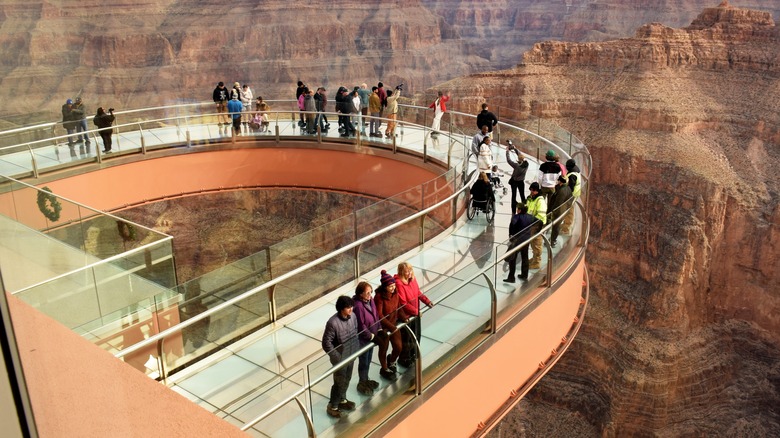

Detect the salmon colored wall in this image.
[7,294,246,437]
[37,149,445,212]
[386,260,586,437]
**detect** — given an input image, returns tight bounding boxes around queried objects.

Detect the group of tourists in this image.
[504,149,581,282]
[60,97,116,156]
[212,81,271,135]
[294,80,403,139]
[321,262,433,419]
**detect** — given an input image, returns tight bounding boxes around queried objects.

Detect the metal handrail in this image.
[238,196,588,433]
[114,171,476,361]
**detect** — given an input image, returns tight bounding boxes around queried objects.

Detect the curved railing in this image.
[0,102,591,437]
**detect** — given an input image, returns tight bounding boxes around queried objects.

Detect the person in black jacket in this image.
[335,86,356,137]
[505,204,536,282]
[93,107,116,153]
[549,175,573,247]
[476,103,498,134]
[212,82,229,126]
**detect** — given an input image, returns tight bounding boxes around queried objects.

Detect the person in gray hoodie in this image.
[322,295,358,418]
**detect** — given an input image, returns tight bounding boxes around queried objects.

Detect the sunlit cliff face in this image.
[468,4,780,436]
[0,0,778,127]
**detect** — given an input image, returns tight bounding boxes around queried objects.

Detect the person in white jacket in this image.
[240,84,253,131]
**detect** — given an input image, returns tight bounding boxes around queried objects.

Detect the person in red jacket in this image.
[428,90,450,137]
[395,262,433,368]
[374,270,407,377]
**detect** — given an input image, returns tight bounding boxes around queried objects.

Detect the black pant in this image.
[232,116,241,133]
[507,240,529,279]
[509,179,525,213]
[400,316,421,363]
[99,131,112,151]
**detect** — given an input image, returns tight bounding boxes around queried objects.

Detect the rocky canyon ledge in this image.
[437,2,778,436]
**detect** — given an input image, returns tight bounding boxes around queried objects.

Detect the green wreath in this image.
[37,186,62,222]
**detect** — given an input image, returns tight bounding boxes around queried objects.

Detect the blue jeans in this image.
[357,345,374,381]
[76,119,89,142]
[314,112,329,129]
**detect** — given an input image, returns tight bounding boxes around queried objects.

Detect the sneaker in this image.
[529,264,541,270]
[387,357,397,373]
[338,400,356,411]
[356,381,373,396]
[366,379,379,389]
[503,277,516,283]
[379,368,396,380]
[326,404,341,418]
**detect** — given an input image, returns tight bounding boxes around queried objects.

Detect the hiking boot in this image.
[356,381,373,396]
[529,262,541,270]
[338,400,356,411]
[326,404,341,418]
[366,379,379,389]
[380,368,396,380]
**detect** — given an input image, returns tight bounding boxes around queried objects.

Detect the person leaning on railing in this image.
[374,270,406,378]
[321,295,359,419]
[352,281,387,396]
[395,262,433,368]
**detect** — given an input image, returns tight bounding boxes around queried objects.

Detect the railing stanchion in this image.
[543,234,553,287]
[481,272,498,334]
[139,125,146,154]
[275,125,280,144]
[157,338,167,386]
[27,145,38,178]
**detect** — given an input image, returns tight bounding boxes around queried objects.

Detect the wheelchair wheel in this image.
[486,198,495,223]
[466,198,476,220]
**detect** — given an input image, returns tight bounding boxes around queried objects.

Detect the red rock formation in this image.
[449,3,780,436]
[1,0,779,127]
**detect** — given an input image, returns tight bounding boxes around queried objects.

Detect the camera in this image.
[395,83,404,91]
[108,108,114,113]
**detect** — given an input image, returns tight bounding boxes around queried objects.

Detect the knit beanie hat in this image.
[380,270,394,288]
[566,159,576,171]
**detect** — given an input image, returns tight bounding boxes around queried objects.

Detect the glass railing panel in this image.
[72,296,159,352]
[230,369,307,437]
[163,280,272,374]
[417,275,492,375]
[14,268,101,328]
[273,252,355,318]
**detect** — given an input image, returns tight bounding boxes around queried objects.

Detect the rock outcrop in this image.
[440,2,780,436]
[0,0,779,127]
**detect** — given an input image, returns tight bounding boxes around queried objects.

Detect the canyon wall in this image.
[440,2,780,436]
[1,1,779,127]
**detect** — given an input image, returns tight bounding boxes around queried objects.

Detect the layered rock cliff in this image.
[1,0,779,127]
[445,2,780,436]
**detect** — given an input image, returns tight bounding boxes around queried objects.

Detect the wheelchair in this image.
[466,194,495,223]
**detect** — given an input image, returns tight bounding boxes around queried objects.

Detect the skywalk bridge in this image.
[0,101,591,437]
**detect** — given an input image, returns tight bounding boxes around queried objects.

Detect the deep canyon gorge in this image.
[2,0,779,436]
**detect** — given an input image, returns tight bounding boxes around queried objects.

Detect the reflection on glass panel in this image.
[234,369,306,437]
